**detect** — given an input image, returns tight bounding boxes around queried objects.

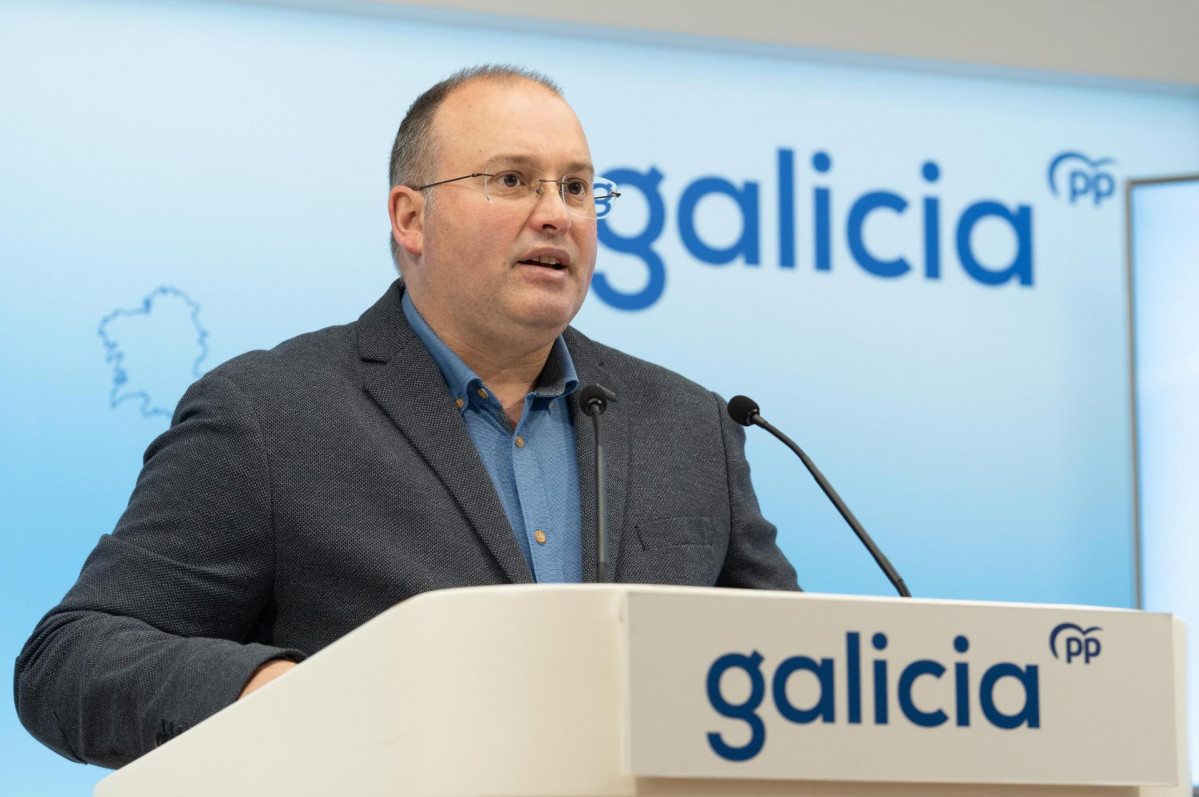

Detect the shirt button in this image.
[455,398,465,409]
[534,530,547,544]
[476,388,489,400]
[514,436,526,448]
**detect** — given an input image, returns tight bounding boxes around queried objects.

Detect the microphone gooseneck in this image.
[579,383,616,583]
[727,395,911,598]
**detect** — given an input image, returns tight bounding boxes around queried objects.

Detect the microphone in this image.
[578,384,615,415]
[728,395,911,598]
[578,384,616,583]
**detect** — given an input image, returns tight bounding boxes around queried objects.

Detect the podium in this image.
[95,585,1189,796]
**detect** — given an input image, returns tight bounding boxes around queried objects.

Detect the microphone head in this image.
[578,383,617,414]
[727,395,761,426]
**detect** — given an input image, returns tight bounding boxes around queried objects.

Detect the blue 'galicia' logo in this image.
[1049,623,1102,664]
[706,631,1041,762]
[1047,152,1116,206]
[596,149,1036,312]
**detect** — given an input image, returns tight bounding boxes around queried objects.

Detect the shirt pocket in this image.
[634,516,714,550]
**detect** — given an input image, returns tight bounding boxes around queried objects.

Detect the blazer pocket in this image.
[635,516,714,550]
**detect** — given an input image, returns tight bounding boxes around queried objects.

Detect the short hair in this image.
[387,65,563,271]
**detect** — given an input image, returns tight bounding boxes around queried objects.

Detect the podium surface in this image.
[96,585,1189,796]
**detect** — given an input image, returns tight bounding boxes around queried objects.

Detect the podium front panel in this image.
[626,590,1179,786]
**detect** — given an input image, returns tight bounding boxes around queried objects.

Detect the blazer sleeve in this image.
[13,372,305,769]
[712,392,802,591]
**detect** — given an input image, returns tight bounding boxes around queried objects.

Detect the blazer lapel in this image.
[566,329,629,583]
[356,282,533,584]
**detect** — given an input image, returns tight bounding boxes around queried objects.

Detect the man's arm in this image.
[14,372,305,768]
[712,392,802,591]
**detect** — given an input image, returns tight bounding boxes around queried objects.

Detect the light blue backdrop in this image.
[2,0,1198,793]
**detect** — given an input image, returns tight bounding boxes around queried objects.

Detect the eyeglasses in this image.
[414,170,621,220]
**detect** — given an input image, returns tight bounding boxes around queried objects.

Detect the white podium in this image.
[96,586,1189,796]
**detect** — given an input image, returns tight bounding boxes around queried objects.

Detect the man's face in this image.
[404,78,598,348]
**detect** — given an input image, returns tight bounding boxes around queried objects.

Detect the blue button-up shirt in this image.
[402,293,583,582]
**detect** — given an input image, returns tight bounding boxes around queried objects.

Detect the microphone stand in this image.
[729,396,911,598]
[579,384,616,583]
[753,414,910,598]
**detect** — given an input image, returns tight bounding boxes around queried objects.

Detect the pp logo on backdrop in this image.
[1049,622,1102,664]
[1047,152,1116,206]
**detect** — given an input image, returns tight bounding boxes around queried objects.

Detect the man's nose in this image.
[530,181,572,230]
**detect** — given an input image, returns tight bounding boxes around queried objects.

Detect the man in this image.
[15,65,798,769]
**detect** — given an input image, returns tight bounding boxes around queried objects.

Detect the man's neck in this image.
[423,314,560,428]
[450,333,554,427]
[405,288,568,427]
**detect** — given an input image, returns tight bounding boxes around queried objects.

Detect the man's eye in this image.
[563,178,589,196]
[495,172,524,188]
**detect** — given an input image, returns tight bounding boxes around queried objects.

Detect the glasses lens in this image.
[590,176,619,220]
[484,170,531,204]
[482,170,619,219]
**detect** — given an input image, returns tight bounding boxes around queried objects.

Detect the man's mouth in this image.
[518,255,568,271]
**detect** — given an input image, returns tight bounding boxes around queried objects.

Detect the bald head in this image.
[387,65,563,270]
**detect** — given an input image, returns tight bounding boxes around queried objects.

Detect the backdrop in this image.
[3,1,1198,793]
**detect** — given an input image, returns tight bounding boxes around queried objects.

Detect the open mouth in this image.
[518,256,568,271]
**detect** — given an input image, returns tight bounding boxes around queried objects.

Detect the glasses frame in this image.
[412,172,620,219]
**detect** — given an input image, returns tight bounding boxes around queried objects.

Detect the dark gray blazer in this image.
[14,280,798,768]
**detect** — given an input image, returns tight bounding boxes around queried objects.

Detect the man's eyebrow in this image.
[487,153,595,175]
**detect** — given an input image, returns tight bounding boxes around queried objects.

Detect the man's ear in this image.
[389,185,424,257]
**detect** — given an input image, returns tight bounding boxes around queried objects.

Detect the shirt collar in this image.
[401,290,579,413]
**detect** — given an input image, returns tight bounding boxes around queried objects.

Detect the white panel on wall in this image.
[1131,175,1199,785]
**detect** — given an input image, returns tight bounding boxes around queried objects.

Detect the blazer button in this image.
[534,530,547,544]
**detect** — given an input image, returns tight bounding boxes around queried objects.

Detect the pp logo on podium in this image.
[1050,623,1102,664]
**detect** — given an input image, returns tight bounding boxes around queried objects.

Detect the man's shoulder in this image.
[203,321,360,393]
[201,280,407,391]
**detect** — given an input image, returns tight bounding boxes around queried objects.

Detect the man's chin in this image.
[506,296,583,338]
